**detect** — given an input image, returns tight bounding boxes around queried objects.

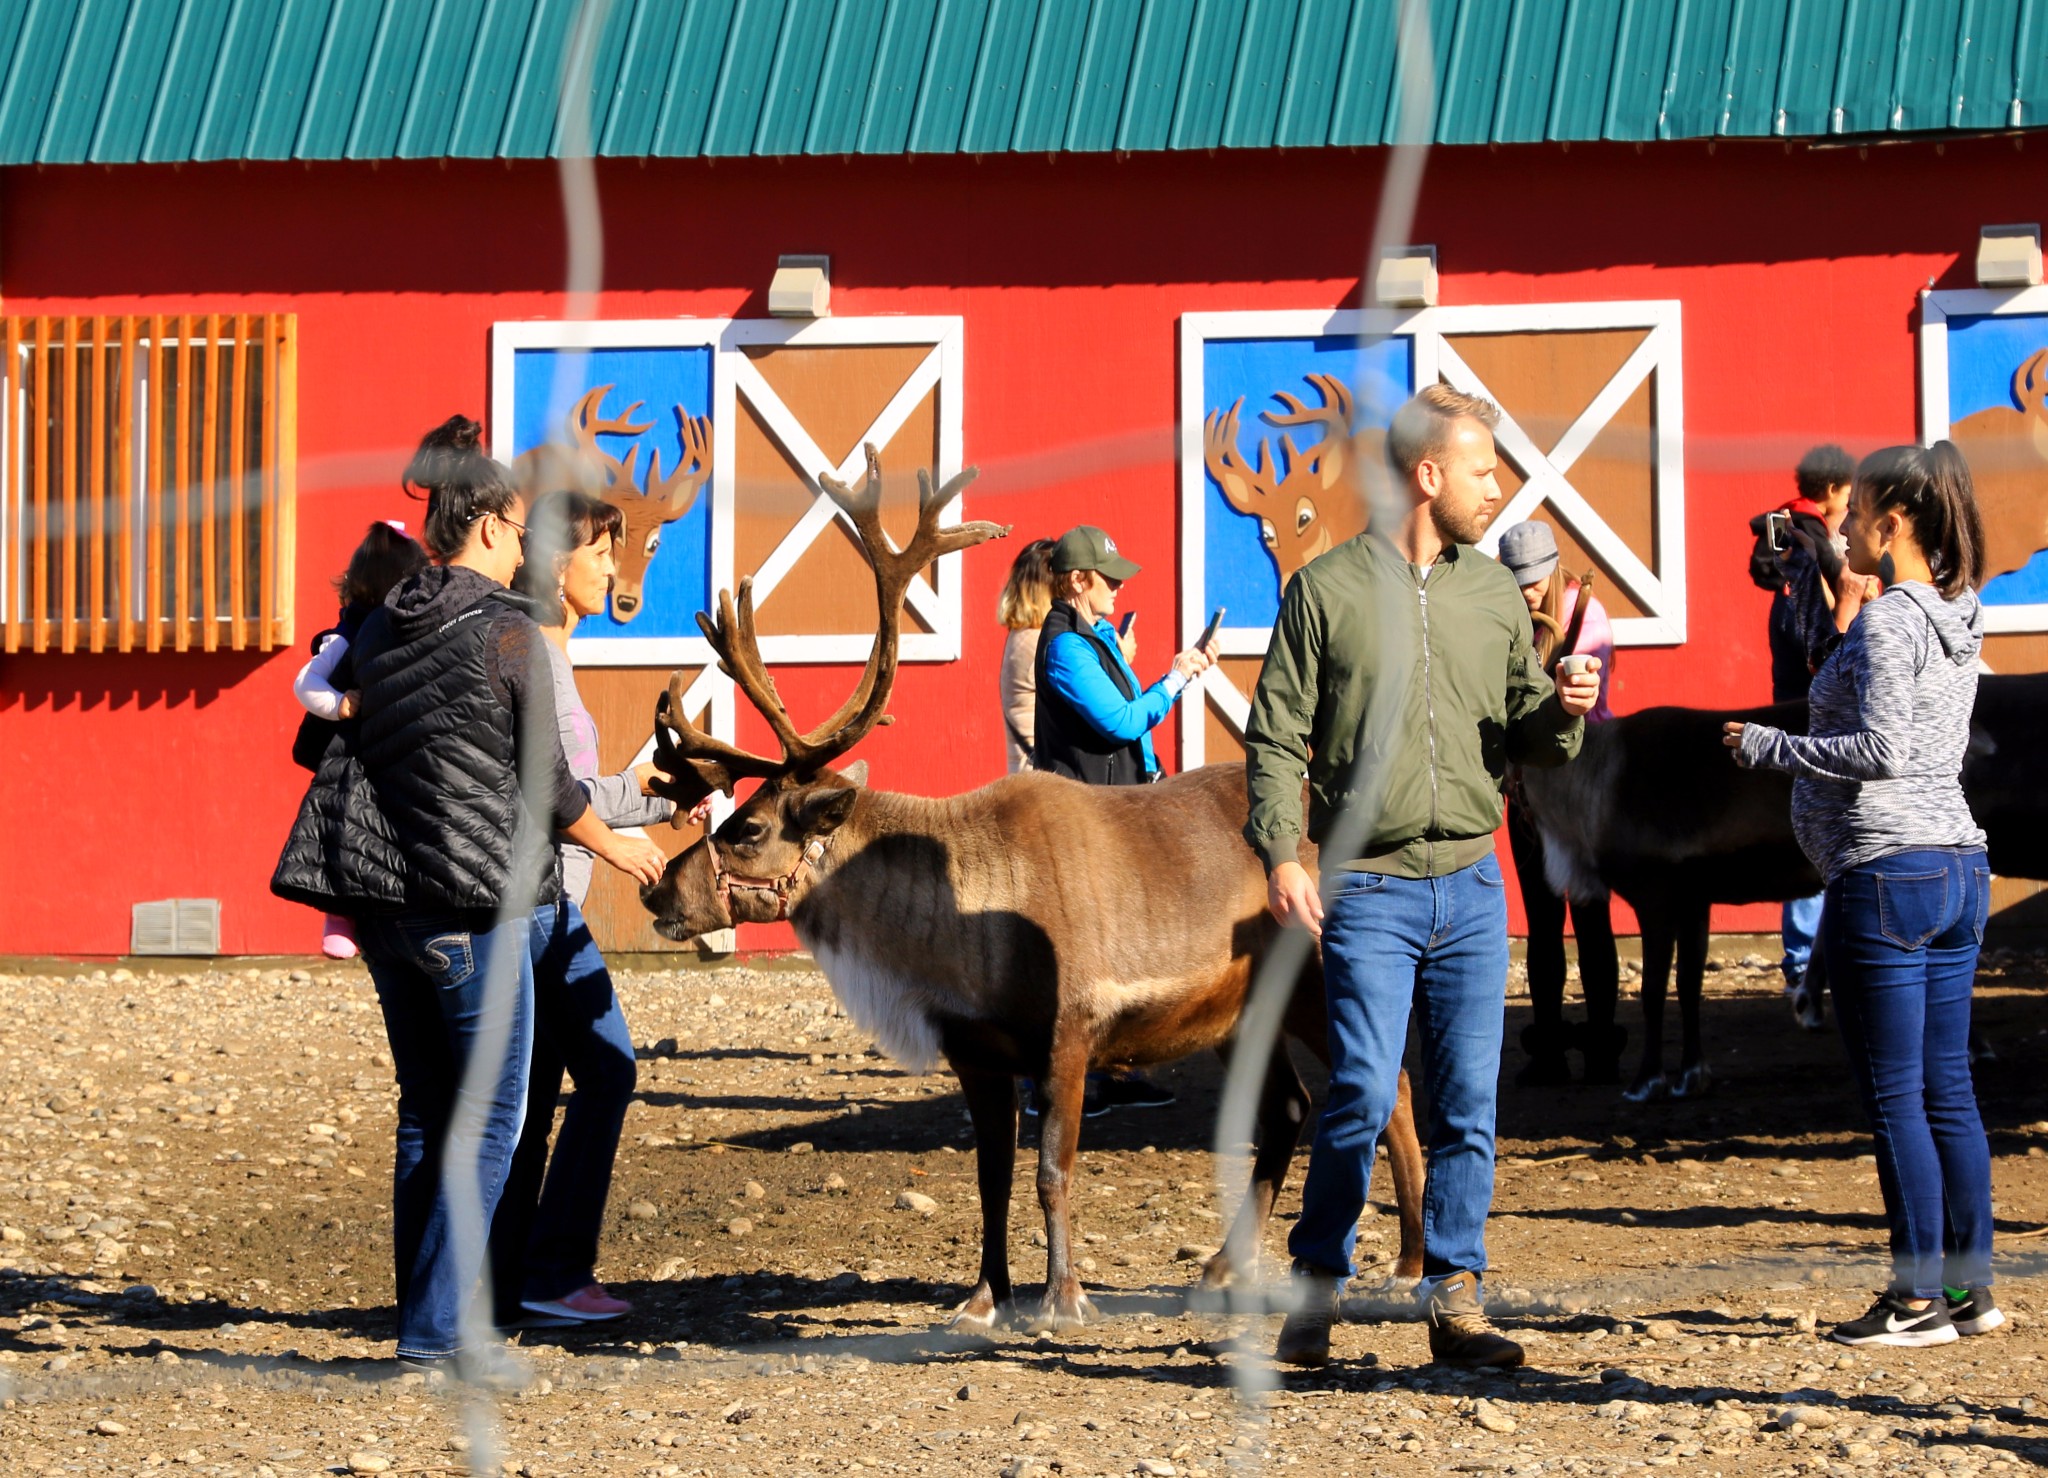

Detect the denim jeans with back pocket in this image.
[1821,848,1993,1297]
[357,910,534,1359]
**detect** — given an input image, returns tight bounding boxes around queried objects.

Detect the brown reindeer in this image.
[1203,373,1371,589]
[638,445,1424,1332]
[1950,347,2048,584]
[565,384,713,622]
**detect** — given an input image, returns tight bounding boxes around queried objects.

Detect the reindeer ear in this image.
[794,781,860,838]
[837,760,869,789]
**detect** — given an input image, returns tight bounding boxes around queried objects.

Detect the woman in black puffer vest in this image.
[273,417,665,1374]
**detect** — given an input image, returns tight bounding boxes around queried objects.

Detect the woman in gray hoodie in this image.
[1728,441,1996,1349]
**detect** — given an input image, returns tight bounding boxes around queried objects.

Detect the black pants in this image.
[1507,799,1619,1050]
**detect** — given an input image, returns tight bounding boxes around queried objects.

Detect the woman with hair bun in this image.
[273,415,666,1376]
[1728,440,1998,1348]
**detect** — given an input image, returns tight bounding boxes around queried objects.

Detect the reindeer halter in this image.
[708,833,835,925]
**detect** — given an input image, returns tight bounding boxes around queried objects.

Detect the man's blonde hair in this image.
[1386,384,1501,479]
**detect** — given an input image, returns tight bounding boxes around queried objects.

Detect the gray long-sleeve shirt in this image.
[543,640,675,906]
[1738,582,1985,882]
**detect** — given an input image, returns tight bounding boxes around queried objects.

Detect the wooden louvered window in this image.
[0,314,297,654]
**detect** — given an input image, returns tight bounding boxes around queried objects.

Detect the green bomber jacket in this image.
[1243,532,1583,879]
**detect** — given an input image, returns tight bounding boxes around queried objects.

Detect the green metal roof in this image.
[0,0,2042,165]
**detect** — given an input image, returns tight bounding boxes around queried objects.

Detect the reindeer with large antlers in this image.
[639,446,1424,1332]
[1204,372,1371,589]
[549,384,714,622]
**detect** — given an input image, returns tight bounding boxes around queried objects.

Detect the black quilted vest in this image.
[1031,601,1152,786]
[272,568,560,914]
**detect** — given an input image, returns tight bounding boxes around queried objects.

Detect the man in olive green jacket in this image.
[1247,384,1602,1370]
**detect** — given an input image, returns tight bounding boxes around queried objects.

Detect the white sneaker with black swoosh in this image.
[1830,1291,1958,1347]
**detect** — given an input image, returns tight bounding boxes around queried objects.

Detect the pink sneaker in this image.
[521,1284,632,1323]
[321,915,358,960]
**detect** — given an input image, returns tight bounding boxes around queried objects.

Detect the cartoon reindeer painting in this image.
[1951,346,2048,587]
[516,385,715,624]
[1202,372,1372,589]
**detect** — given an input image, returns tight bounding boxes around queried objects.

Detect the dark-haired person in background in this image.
[1753,444,1856,1026]
[290,519,427,959]
[489,489,675,1329]
[1730,441,1999,1348]
[272,416,665,1376]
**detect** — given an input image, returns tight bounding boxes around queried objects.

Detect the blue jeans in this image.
[1782,892,1824,982]
[1822,848,1993,1298]
[357,911,534,1360]
[1290,855,1510,1281]
[489,901,638,1309]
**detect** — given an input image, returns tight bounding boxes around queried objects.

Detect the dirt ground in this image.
[3,944,2047,1478]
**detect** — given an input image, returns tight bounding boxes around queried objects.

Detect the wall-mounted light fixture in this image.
[1373,245,1439,308]
[1976,224,2042,288]
[769,254,832,317]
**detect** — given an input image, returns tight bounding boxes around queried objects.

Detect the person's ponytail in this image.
[1853,441,1987,598]
[1924,439,1985,597]
[401,415,519,561]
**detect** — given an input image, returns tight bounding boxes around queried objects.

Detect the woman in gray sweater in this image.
[1728,441,1996,1348]
[489,490,677,1328]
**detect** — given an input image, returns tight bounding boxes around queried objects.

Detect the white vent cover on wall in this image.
[131,899,221,955]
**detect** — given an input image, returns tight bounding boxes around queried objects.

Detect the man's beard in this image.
[1430,496,1495,547]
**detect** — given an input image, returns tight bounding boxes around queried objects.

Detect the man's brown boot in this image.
[1273,1272,1340,1367]
[1425,1270,1524,1368]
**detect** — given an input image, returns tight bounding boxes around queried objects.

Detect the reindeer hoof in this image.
[1790,985,1826,1031]
[946,1286,1009,1334]
[1670,1063,1714,1100]
[1621,1073,1670,1104]
[1029,1290,1099,1333]
[1197,1252,1237,1290]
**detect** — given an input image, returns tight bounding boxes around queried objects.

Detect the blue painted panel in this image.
[512,344,717,636]
[1198,333,1414,628]
[1943,311,2048,607]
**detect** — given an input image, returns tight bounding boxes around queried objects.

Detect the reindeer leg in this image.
[1625,898,1675,1102]
[1672,898,1714,1098]
[1201,1037,1310,1290]
[1385,1067,1426,1279]
[1030,1037,1098,1332]
[947,1064,1018,1333]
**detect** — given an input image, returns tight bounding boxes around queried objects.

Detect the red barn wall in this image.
[0,138,2031,957]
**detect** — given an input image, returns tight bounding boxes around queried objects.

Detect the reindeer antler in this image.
[645,410,713,516]
[1204,399,1280,523]
[645,447,1009,809]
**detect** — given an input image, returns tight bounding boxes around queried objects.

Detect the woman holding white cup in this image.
[1496,521,1621,1088]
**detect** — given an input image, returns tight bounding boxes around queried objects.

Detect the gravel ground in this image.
[3,947,2047,1478]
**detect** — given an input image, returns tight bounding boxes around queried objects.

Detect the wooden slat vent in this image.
[0,313,297,654]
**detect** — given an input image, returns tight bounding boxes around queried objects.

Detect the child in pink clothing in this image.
[290,521,426,958]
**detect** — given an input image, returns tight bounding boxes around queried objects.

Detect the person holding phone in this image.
[1031,525,1217,784]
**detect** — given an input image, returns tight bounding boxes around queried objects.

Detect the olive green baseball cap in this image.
[1050,525,1142,581]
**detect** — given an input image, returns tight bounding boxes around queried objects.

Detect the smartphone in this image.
[1196,606,1225,650]
[1119,610,1138,637]
[1765,510,1790,552]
